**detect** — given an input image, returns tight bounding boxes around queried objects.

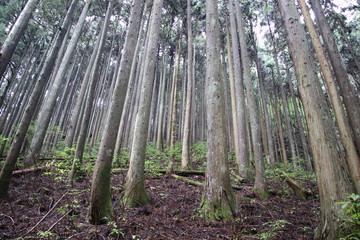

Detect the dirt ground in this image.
[0,170,319,239]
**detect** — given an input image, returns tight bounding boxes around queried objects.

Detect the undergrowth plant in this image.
[338,193,360,239]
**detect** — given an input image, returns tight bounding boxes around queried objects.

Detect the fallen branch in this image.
[281,172,312,199]
[47,209,72,232]
[171,174,203,186]
[12,165,50,175]
[112,168,205,176]
[21,191,69,237]
[171,174,243,190]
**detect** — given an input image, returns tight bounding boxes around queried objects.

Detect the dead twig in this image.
[21,191,69,237]
[47,209,72,232]
[0,213,15,225]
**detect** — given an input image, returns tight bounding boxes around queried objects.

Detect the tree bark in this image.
[0,0,79,198]
[298,0,360,193]
[24,0,91,166]
[0,0,40,80]
[88,0,145,224]
[228,0,248,180]
[69,0,113,183]
[235,1,266,194]
[311,0,360,154]
[181,0,193,170]
[277,0,355,238]
[200,0,237,221]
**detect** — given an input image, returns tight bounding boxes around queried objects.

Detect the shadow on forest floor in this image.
[0,169,318,239]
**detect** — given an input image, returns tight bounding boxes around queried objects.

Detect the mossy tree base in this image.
[200,194,237,221]
[88,194,113,225]
[122,181,149,209]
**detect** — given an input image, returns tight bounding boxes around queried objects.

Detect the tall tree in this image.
[297,0,360,193]
[0,0,40,81]
[277,0,355,238]
[235,1,266,193]
[121,0,164,209]
[311,0,360,154]
[69,0,113,182]
[181,0,193,170]
[0,0,79,198]
[200,0,237,221]
[89,0,146,224]
[228,0,248,180]
[23,0,91,165]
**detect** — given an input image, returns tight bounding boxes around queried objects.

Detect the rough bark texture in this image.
[200,0,237,221]
[181,0,193,170]
[0,0,78,198]
[277,0,354,238]
[298,0,360,193]
[88,0,145,224]
[69,0,113,183]
[24,0,91,166]
[0,0,40,80]
[311,0,360,155]
[228,0,248,180]
[235,1,266,193]
[121,0,164,209]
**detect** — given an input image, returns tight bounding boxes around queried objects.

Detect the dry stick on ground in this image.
[21,191,69,237]
[47,209,72,232]
[171,174,243,190]
[12,161,54,175]
[281,172,312,199]
[112,168,205,176]
[12,165,50,175]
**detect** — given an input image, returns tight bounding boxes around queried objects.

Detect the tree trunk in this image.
[88,0,145,224]
[228,0,249,180]
[24,0,91,166]
[0,0,79,198]
[0,0,40,80]
[277,0,355,238]
[200,0,237,221]
[69,0,113,183]
[181,0,193,170]
[311,0,360,154]
[121,0,163,209]
[298,0,360,193]
[235,1,266,194]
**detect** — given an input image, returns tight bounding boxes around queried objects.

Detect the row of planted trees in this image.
[0,0,359,239]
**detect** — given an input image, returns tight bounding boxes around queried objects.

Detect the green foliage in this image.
[113,148,130,168]
[190,141,207,169]
[107,221,125,238]
[37,230,57,239]
[266,162,316,182]
[337,194,360,239]
[256,220,292,240]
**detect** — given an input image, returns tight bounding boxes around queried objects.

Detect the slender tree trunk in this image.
[235,1,266,194]
[285,59,313,171]
[311,0,360,154]
[69,0,113,183]
[167,40,181,173]
[181,0,193,170]
[228,0,248,180]
[65,30,102,149]
[0,0,79,198]
[298,0,360,193]
[24,0,91,165]
[89,0,146,224]
[121,0,163,209]
[200,0,237,221]
[277,0,355,238]
[226,26,242,173]
[0,0,40,80]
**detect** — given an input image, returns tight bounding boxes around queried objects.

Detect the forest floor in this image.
[0,164,319,240]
